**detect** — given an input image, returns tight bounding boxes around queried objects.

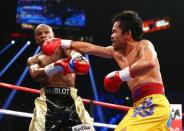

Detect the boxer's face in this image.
[35,25,54,46]
[111,21,127,51]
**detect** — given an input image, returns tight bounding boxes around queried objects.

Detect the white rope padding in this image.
[0,109,117,129]
[0,109,33,118]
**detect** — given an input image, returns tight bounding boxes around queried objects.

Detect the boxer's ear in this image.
[125,30,132,38]
[121,30,132,40]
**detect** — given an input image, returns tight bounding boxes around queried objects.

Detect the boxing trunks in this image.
[115,83,171,131]
[29,87,94,131]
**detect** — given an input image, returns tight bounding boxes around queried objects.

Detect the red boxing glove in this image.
[104,71,123,93]
[44,58,71,76]
[44,56,89,76]
[54,58,72,74]
[69,56,89,74]
[42,38,62,55]
[104,67,133,93]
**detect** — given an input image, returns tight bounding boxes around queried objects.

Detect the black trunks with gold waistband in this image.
[45,87,82,131]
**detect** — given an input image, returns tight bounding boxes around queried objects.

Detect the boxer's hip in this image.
[29,86,93,131]
[132,82,165,103]
[115,83,170,131]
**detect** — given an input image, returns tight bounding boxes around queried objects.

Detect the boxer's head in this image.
[34,24,54,46]
[111,10,143,50]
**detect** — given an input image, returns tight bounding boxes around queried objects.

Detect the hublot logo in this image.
[46,88,70,95]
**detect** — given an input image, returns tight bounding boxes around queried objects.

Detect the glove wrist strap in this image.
[70,50,82,58]
[44,63,63,76]
[119,66,133,81]
[62,39,72,49]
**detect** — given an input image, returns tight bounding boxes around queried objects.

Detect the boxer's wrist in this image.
[70,50,82,59]
[119,66,133,81]
[61,39,72,49]
[44,63,63,76]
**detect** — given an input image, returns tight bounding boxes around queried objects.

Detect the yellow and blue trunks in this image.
[115,83,171,131]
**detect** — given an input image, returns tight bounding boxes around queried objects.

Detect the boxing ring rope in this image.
[1,82,184,117]
[1,81,184,129]
[0,82,131,129]
[0,82,130,111]
[0,109,117,128]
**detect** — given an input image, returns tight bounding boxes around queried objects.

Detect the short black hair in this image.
[112,10,143,41]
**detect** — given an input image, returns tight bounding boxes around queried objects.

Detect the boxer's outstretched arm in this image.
[130,40,157,77]
[68,41,114,58]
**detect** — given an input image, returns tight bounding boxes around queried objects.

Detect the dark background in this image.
[0,0,184,130]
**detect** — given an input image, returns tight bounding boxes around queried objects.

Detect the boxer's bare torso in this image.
[112,40,163,91]
[27,24,75,88]
[27,48,75,88]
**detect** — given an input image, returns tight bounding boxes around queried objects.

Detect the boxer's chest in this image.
[127,49,139,65]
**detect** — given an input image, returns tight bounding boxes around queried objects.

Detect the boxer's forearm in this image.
[130,59,156,77]
[29,67,48,81]
[71,41,113,58]
[129,41,157,77]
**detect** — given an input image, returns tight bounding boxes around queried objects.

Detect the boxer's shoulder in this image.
[139,39,153,46]
[137,40,155,51]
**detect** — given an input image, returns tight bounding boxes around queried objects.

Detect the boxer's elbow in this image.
[32,74,43,81]
[29,70,45,81]
[141,57,156,70]
[146,61,156,70]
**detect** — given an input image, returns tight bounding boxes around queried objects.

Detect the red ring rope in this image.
[0,82,130,111]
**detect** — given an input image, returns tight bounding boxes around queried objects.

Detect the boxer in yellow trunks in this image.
[53,10,171,130]
[115,82,171,131]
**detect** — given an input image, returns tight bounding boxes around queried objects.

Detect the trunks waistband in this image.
[45,87,71,95]
[132,82,165,103]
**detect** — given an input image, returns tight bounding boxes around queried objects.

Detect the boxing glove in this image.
[104,67,132,93]
[42,38,62,55]
[42,38,72,55]
[104,71,123,93]
[54,58,72,74]
[44,58,71,76]
[69,56,89,74]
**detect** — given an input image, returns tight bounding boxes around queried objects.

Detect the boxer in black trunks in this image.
[27,24,94,131]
